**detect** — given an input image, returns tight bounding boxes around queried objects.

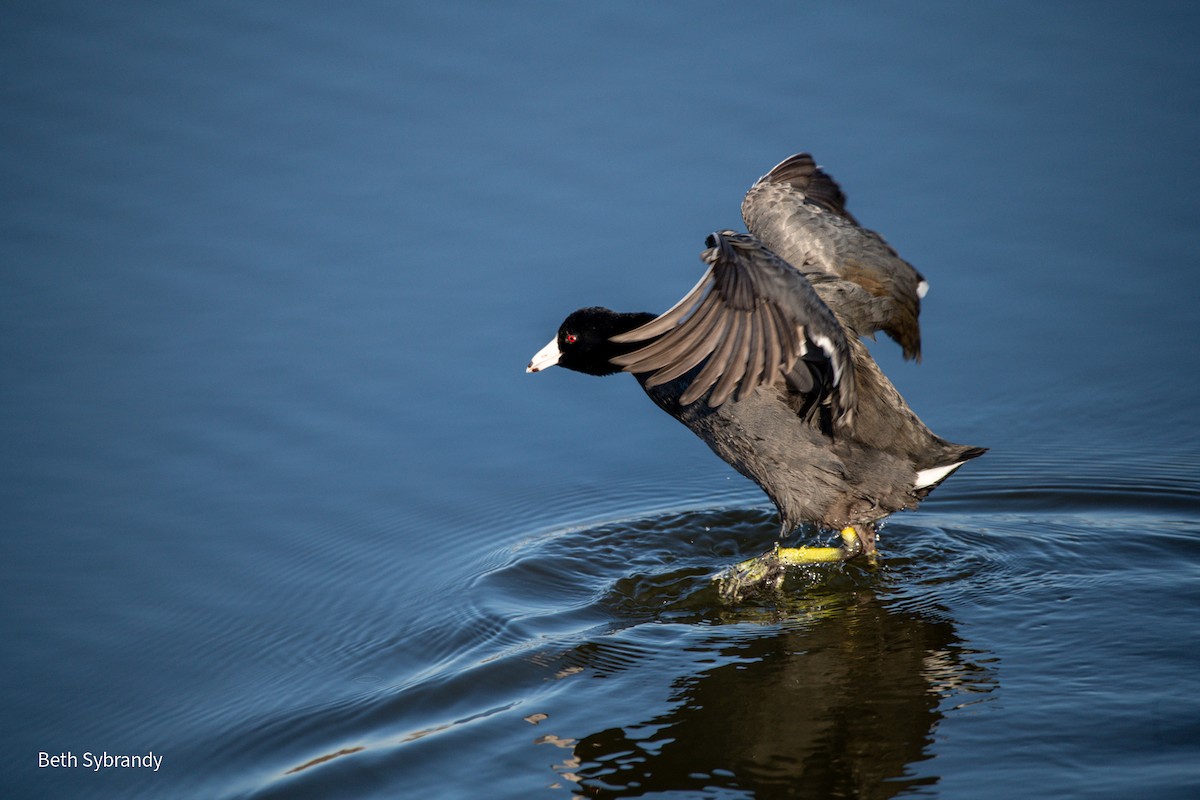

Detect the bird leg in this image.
[716,527,867,602]
[775,526,864,564]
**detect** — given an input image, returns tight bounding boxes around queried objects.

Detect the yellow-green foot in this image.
[716,527,864,603]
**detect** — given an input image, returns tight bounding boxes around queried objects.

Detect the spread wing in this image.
[609,231,855,427]
[741,153,926,361]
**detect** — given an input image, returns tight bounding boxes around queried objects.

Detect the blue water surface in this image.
[3,1,1199,798]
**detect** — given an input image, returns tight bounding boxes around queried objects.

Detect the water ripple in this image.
[221,450,1200,797]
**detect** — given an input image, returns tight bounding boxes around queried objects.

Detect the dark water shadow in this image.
[480,507,998,798]
[567,602,990,799]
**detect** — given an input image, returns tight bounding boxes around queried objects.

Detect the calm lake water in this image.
[4,2,1200,798]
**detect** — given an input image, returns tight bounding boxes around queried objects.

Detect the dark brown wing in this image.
[741,153,926,360]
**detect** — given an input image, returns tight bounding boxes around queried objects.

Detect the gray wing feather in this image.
[742,153,926,360]
[610,231,855,425]
[610,279,724,381]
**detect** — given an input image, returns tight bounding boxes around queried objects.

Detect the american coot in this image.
[527,153,984,599]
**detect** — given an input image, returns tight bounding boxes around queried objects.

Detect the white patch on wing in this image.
[526,337,561,372]
[917,280,929,299]
[914,460,963,489]
[811,333,841,383]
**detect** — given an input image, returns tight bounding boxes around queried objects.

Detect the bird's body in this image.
[641,354,977,540]
[528,153,983,590]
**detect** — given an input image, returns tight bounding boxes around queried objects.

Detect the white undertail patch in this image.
[914,460,963,489]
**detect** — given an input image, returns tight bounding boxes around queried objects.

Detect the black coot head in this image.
[527,307,654,377]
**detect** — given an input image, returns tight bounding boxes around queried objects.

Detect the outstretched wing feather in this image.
[707,310,752,407]
[609,269,713,344]
[612,288,725,385]
[610,231,855,425]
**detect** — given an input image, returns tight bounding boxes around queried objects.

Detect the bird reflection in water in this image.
[540,582,995,798]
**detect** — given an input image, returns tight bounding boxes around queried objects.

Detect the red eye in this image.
[565,334,578,344]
